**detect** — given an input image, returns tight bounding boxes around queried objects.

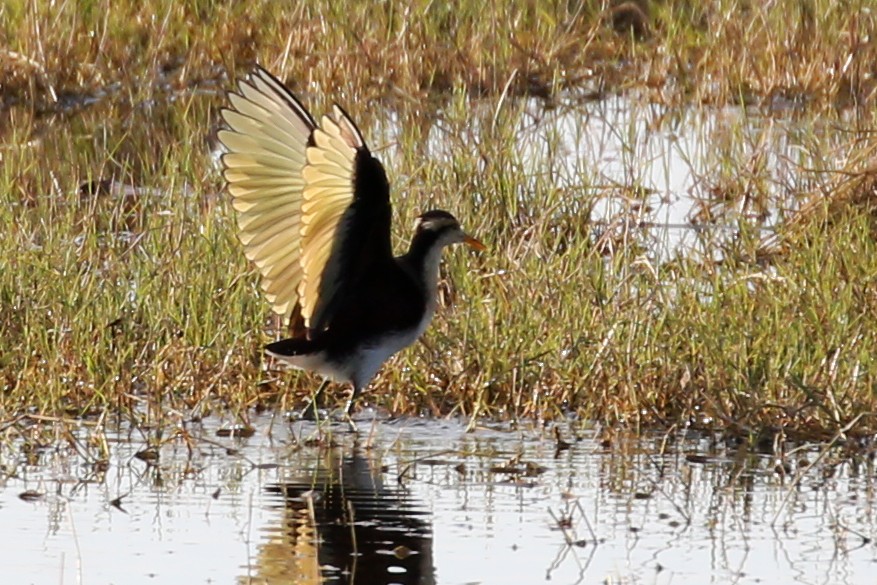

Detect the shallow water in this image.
[1,415,874,585]
[5,89,840,265]
[1,88,871,584]
[368,92,845,265]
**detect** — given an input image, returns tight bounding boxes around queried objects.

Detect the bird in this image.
[217,66,484,418]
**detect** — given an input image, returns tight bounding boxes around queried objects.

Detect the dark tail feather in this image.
[266,336,324,357]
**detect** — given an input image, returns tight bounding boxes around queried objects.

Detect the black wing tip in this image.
[249,63,277,85]
[330,102,369,152]
[225,64,318,130]
[332,101,352,118]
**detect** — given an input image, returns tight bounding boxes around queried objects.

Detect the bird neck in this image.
[401,230,449,301]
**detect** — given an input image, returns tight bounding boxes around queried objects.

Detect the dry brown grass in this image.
[2,1,875,114]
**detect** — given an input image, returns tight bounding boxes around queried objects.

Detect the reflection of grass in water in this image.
[1,1,876,443]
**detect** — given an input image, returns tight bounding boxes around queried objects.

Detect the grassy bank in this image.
[2,0,875,112]
[1,1,876,444]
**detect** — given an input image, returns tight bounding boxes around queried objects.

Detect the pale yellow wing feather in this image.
[221,69,371,332]
[298,108,365,329]
[218,67,315,323]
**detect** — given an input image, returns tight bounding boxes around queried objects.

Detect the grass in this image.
[2,1,877,445]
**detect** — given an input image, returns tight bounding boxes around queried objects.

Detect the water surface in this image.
[1,415,873,584]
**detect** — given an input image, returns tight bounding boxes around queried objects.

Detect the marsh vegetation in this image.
[2,0,877,446]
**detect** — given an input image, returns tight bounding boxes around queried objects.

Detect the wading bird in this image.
[218,66,484,418]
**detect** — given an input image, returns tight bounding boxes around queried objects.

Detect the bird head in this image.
[414,210,485,251]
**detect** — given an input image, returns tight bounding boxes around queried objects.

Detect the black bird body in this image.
[218,67,483,414]
[266,252,428,392]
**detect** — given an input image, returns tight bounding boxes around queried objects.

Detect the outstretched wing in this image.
[300,104,392,332]
[218,66,315,323]
[218,67,392,334]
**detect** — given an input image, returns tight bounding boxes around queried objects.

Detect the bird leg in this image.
[343,383,363,433]
[344,383,363,417]
[300,378,331,420]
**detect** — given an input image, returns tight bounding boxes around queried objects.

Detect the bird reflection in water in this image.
[240,447,434,585]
